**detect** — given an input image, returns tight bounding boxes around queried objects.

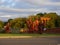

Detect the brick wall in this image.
[45,27,60,34]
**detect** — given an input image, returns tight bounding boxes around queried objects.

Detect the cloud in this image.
[0,7,52,12]
[0,7,60,16]
[0,12,30,18]
[0,0,21,3]
[0,0,60,21]
[0,7,60,19]
[0,7,43,12]
[23,0,60,6]
[0,0,20,8]
[0,15,11,18]
[0,0,6,4]
[0,0,60,7]
[0,7,60,13]
[0,12,30,21]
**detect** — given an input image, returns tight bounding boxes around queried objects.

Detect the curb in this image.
[0,36,33,38]
[0,36,60,38]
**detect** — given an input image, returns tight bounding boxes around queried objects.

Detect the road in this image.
[0,37,60,45]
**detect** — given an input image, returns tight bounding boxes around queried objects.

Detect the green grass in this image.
[0,33,60,36]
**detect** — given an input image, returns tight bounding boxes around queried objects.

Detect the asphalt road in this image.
[0,37,60,45]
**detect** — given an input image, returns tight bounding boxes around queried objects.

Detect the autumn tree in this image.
[44,13,58,28]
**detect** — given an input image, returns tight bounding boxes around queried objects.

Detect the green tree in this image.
[44,13,58,28]
[10,17,27,29]
[0,21,4,30]
[56,16,60,27]
[10,18,21,29]
[8,19,13,22]
[36,13,44,17]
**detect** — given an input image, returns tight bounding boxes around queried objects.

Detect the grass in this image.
[0,33,60,37]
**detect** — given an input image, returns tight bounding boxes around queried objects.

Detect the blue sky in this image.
[0,0,60,21]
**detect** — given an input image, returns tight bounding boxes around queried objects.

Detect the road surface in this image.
[0,37,60,45]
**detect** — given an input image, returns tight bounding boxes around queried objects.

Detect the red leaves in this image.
[26,19,39,33]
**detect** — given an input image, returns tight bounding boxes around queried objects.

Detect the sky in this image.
[0,0,60,21]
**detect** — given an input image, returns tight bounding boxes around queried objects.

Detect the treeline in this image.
[0,12,60,30]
